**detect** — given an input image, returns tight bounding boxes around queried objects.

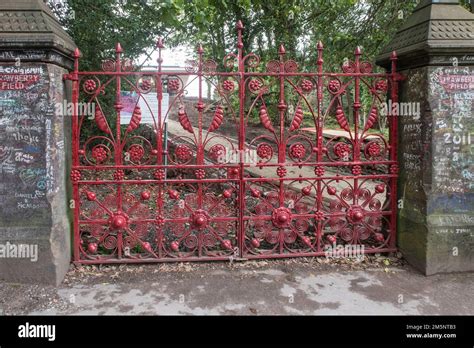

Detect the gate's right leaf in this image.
[208,105,224,132]
[126,105,142,132]
[289,105,304,131]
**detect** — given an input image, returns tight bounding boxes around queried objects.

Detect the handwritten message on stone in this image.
[0,64,52,223]
[430,67,474,195]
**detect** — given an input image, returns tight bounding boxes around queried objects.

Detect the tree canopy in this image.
[48,0,432,71]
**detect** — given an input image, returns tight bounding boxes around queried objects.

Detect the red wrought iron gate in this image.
[66,21,400,264]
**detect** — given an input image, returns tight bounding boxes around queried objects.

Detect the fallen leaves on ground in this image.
[61,253,406,285]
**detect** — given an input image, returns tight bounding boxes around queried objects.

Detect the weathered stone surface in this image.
[0,0,74,285]
[0,0,75,69]
[377,1,474,275]
[425,65,474,274]
[0,63,72,285]
[377,0,474,70]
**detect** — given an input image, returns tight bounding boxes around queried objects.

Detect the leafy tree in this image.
[173,0,418,71]
[48,0,183,70]
[49,0,423,71]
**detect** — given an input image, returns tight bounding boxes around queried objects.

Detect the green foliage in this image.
[49,0,183,70]
[173,0,418,71]
[49,0,419,72]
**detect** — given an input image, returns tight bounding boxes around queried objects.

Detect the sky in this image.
[137,45,213,98]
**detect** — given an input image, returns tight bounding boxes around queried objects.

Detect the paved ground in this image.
[1,256,473,315]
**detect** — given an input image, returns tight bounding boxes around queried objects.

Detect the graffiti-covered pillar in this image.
[0,0,75,284]
[377,0,474,275]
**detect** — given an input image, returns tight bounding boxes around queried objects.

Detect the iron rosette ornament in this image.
[243,180,318,256]
[160,186,238,258]
[321,178,392,249]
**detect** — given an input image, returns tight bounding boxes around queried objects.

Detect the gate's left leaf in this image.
[95,104,111,134]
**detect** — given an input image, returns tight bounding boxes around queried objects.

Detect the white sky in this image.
[137,45,212,98]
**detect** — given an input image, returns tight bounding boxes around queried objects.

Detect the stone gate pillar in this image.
[377,0,474,275]
[0,0,75,284]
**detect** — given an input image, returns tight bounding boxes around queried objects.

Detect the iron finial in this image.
[278,44,286,55]
[157,37,164,49]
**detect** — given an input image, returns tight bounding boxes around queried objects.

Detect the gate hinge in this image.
[394,72,406,82]
[63,73,78,81]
